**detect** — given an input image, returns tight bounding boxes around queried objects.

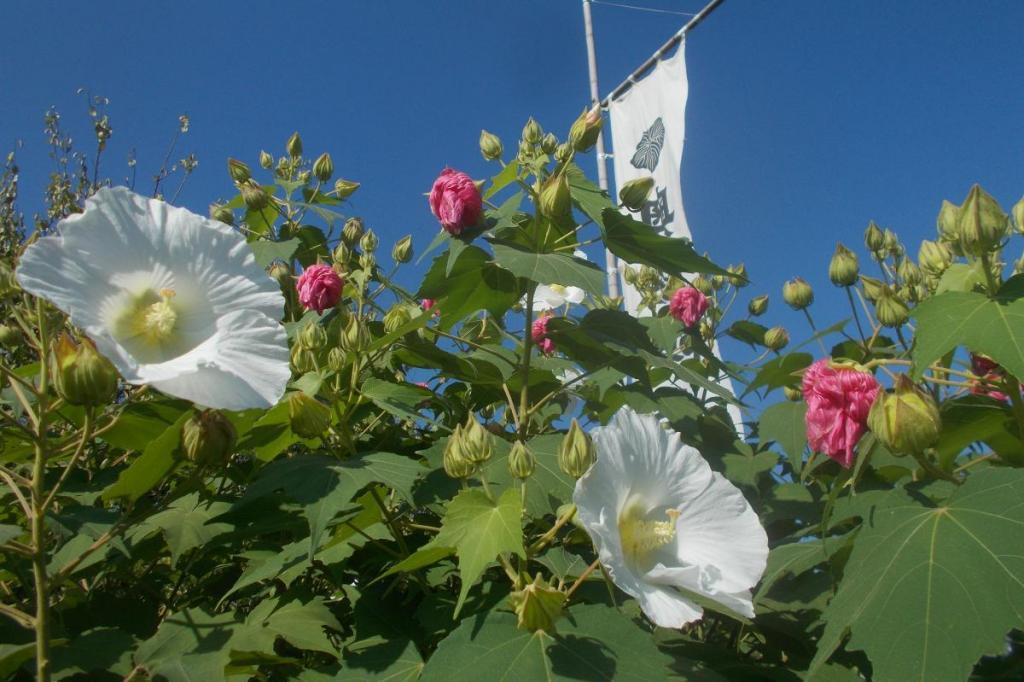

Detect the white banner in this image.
[608,39,743,431]
[609,40,691,313]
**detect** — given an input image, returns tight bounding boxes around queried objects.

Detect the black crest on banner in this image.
[630,117,665,172]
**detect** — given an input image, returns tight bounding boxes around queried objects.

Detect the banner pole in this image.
[600,0,727,108]
[581,0,619,299]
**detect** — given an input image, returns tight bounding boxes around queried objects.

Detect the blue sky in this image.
[2,0,1023,372]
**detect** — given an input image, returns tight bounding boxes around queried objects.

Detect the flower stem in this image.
[31,298,52,682]
[844,287,867,341]
[518,287,536,441]
[566,558,601,599]
[527,504,576,555]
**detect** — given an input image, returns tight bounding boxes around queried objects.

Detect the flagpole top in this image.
[600,0,726,107]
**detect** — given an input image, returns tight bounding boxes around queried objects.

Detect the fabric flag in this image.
[608,39,743,431]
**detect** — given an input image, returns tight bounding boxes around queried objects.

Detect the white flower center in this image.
[548,284,567,296]
[619,504,680,566]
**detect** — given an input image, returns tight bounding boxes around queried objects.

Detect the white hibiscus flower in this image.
[573,407,768,628]
[16,187,290,410]
[527,249,588,312]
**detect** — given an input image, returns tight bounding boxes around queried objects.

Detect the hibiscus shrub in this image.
[0,108,1022,682]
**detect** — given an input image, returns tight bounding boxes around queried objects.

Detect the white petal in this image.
[636,580,703,628]
[563,286,585,305]
[134,310,289,410]
[531,285,562,311]
[592,407,714,512]
[675,472,769,596]
[573,249,589,261]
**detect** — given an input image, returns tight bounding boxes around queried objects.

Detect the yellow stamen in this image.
[548,284,568,296]
[115,288,179,348]
[619,507,680,565]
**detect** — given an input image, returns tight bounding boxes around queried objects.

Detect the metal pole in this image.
[601,0,726,108]
[582,0,619,298]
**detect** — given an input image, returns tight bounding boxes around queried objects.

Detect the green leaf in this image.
[135,607,239,681]
[233,597,341,657]
[360,378,437,425]
[52,627,135,680]
[340,639,425,681]
[102,411,191,502]
[432,487,525,616]
[808,470,1024,682]
[566,163,614,226]
[599,208,731,278]
[759,401,808,474]
[239,453,424,558]
[911,291,1024,380]
[132,493,233,564]
[744,353,813,397]
[249,237,300,268]
[482,434,575,517]
[935,261,986,294]
[417,245,519,330]
[374,545,455,584]
[726,320,770,348]
[235,400,320,462]
[639,315,681,353]
[484,160,520,200]
[490,240,605,295]
[100,399,190,451]
[419,603,674,681]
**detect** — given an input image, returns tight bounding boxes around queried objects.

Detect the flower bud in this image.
[937,199,961,245]
[268,260,292,287]
[828,243,859,287]
[461,416,493,465]
[342,217,365,245]
[509,574,565,633]
[897,258,922,286]
[508,441,536,480]
[287,392,331,438]
[312,152,333,182]
[209,203,234,226]
[359,229,379,253]
[538,172,571,219]
[522,117,543,145]
[286,131,303,158]
[299,321,328,351]
[517,139,533,162]
[443,425,475,479]
[290,344,317,373]
[478,130,503,161]
[622,266,639,286]
[748,295,768,317]
[728,263,748,287]
[558,419,595,478]
[618,177,654,211]
[918,239,952,276]
[259,150,274,169]
[691,275,714,296]
[883,229,902,258]
[763,326,789,351]
[240,181,270,211]
[540,132,558,155]
[864,220,885,252]
[0,262,19,298]
[859,275,885,302]
[867,375,941,455]
[181,409,237,466]
[568,107,602,152]
[383,304,412,333]
[338,315,368,354]
[51,333,119,406]
[0,324,22,347]
[554,143,573,164]
[957,184,1009,256]
[782,277,813,310]
[1013,196,1024,234]
[874,287,910,328]
[334,178,360,199]
[358,252,376,272]
[227,158,251,183]
[783,385,802,401]
[392,234,413,263]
